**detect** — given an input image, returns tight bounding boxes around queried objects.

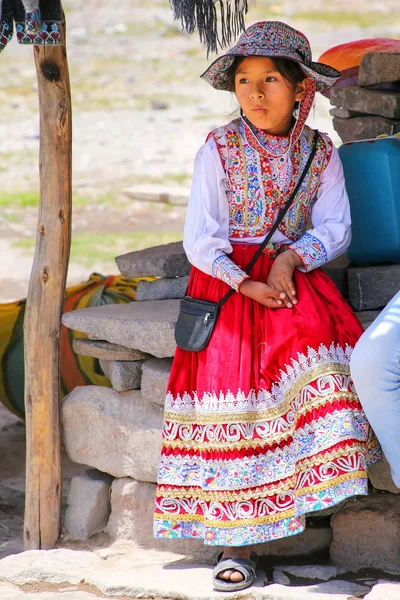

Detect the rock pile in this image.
[330,52,400,143]
[61,242,400,572]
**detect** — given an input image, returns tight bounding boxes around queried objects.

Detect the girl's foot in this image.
[217,547,253,582]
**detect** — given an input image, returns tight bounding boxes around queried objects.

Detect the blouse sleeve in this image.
[183,136,250,291]
[289,140,351,272]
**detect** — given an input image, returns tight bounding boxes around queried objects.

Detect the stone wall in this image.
[330,52,400,143]
[61,242,400,573]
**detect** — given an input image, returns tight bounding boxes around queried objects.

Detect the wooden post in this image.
[24,17,72,550]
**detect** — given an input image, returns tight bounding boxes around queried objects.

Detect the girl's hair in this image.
[225,56,306,92]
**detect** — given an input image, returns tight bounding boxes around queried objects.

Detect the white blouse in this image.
[183,135,351,291]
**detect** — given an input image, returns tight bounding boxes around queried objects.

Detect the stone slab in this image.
[358,52,400,87]
[0,549,374,600]
[0,583,102,600]
[354,310,381,331]
[72,338,150,361]
[367,455,400,494]
[99,359,144,392]
[136,275,189,301]
[141,357,173,406]
[64,470,112,541]
[330,493,400,574]
[62,300,180,358]
[115,241,191,278]
[122,184,189,206]
[348,265,400,311]
[329,107,365,118]
[62,386,163,482]
[332,115,397,143]
[330,86,400,120]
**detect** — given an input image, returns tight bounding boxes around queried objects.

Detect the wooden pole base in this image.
[24,19,72,550]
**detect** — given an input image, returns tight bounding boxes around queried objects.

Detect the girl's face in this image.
[234,56,307,136]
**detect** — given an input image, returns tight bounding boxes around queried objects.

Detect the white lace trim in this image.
[165,343,353,415]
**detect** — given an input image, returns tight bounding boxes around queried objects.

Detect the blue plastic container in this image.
[338,136,400,267]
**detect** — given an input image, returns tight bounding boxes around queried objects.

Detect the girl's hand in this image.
[267,250,303,308]
[239,279,286,308]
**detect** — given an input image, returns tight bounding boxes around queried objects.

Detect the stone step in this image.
[63,300,379,363]
[72,338,151,361]
[115,241,190,278]
[99,359,144,392]
[330,493,400,574]
[62,386,163,483]
[358,52,400,88]
[333,115,397,143]
[349,265,400,311]
[62,300,180,358]
[136,275,189,301]
[141,357,173,406]
[65,470,112,541]
[330,86,400,120]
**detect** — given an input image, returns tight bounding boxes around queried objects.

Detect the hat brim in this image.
[200,53,341,93]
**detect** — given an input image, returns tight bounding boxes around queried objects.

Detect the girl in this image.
[154,21,381,591]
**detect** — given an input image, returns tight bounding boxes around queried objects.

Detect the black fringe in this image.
[170,0,249,55]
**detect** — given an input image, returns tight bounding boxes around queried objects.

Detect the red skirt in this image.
[154,244,381,546]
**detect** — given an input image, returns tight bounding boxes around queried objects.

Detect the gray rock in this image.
[330,493,400,574]
[122,185,189,206]
[99,359,144,392]
[358,52,400,87]
[330,86,400,120]
[151,99,169,110]
[368,455,400,494]
[272,570,291,585]
[333,115,398,143]
[115,241,191,278]
[277,564,337,581]
[141,357,173,406]
[348,265,400,311]
[364,580,400,600]
[136,276,189,301]
[62,300,180,358]
[0,546,370,600]
[64,470,112,541]
[354,310,381,331]
[0,582,101,599]
[62,386,163,482]
[322,266,348,297]
[72,338,150,361]
[329,107,365,118]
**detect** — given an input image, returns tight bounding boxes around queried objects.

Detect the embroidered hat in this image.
[201,21,340,93]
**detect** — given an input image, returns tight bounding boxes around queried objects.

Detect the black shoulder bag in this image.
[174,130,319,352]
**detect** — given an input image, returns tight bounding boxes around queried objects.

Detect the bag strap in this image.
[217,129,319,308]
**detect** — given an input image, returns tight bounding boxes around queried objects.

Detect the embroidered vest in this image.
[208,118,332,242]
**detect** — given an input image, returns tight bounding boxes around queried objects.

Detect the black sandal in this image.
[212,551,258,592]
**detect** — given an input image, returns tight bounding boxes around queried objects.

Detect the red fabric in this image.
[169,244,363,399]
